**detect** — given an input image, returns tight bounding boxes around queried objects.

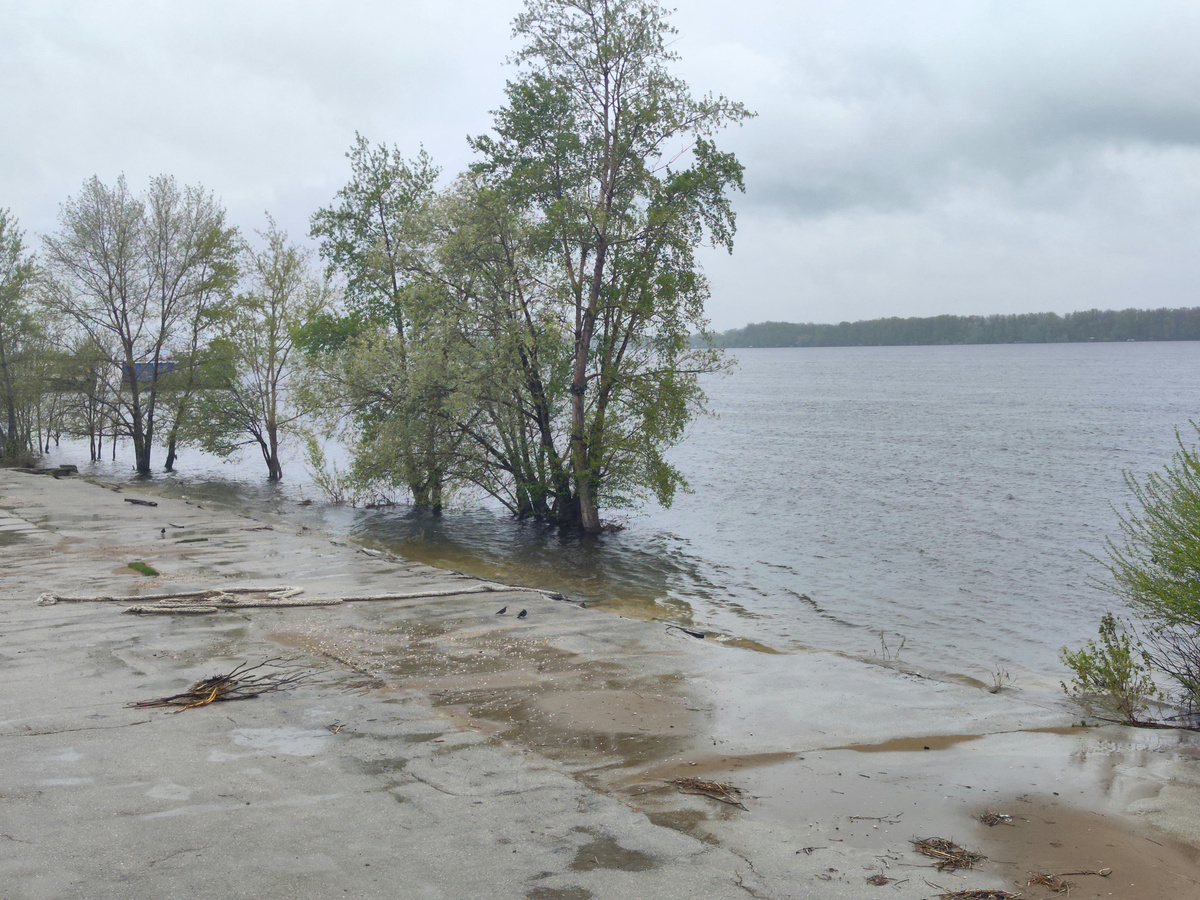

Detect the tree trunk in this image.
[164,434,178,472]
[570,242,606,534]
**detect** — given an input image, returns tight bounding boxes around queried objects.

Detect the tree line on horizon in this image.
[0,0,748,534]
[713,307,1200,348]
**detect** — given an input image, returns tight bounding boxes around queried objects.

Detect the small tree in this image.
[43,175,238,474]
[0,208,39,462]
[193,218,319,480]
[1085,423,1200,714]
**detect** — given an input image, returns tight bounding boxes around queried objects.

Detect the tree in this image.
[42,175,238,474]
[0,208,39,461]
[301,1,749,530]
[193,218,319,480]
[469,0,751,531]
[308,136,464,508]
[1088,423,1200,710]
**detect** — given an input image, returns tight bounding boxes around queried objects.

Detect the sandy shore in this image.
[2,469,1199,899]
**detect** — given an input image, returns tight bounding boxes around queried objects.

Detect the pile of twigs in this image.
[670,777,748,810]
[927,888,1020,900]
[127,659,317,712]
[1028,873,1072,893]
[911,837,986,871]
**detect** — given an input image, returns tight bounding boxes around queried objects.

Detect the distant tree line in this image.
[713,308,1200,348]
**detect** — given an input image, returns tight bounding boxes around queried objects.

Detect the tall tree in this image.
[43,175,238,474]
[0,208,38,460]
[471,0,750,531]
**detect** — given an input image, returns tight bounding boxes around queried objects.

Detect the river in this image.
[45,341,1200,697]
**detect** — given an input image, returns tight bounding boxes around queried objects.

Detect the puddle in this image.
[568,834,657,872]
[527,888,593,900]
[835,733,984,753]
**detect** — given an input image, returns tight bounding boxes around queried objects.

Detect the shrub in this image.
[1060,613,1160,723]
[1091,422,1200,714]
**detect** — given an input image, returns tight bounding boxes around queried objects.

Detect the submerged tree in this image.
[307,136,465,508]
[42,175,239,474]
[469,0,751,530]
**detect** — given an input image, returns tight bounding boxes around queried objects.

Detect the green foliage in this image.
[42,175,239,473]
[301,0,750,529]
[127,561,160,577]
[1090,423,1200,710]
[1060,614,1160,724]
[190,218,320,480]
[0,208,41,460]
[714,308,1200,348]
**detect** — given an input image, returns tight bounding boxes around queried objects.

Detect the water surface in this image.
[48,342,1200,695]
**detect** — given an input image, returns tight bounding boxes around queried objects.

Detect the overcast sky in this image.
[4,1,1199,330]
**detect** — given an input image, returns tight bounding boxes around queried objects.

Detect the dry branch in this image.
[670,777,748,810]
[127,659,318,712]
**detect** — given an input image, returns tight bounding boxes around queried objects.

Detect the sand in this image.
[2,468,1199,899]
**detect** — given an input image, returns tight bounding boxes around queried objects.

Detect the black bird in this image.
[517,609,528,619]
[495,606,507,615]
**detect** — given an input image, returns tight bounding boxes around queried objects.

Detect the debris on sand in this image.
[911,836,986,871]
[1028,872,1072,893]
[978,810,1014,826]
[127,659,317,712]
[865,873,891,886]
[927,888,1021,900]
[670,777,748,810]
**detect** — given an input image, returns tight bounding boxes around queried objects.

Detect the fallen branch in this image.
[38,582,547,614]
[850,813,903,824]
[126,659,318,712]
[670,777,748,810]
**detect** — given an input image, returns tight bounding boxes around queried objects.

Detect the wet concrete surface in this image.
[3,470,1200,899]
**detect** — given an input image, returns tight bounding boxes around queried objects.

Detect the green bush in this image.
[1091,422,1200,714]
[1060,614,1160,723]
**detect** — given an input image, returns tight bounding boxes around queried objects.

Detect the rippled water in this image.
[47,342,1200,692]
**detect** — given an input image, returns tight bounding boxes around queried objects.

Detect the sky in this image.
[4,1,1199,331]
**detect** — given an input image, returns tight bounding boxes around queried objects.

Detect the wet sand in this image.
[2,469,1199,899]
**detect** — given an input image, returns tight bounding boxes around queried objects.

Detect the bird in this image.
[517,609,527,619]
[495,606,507,615]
